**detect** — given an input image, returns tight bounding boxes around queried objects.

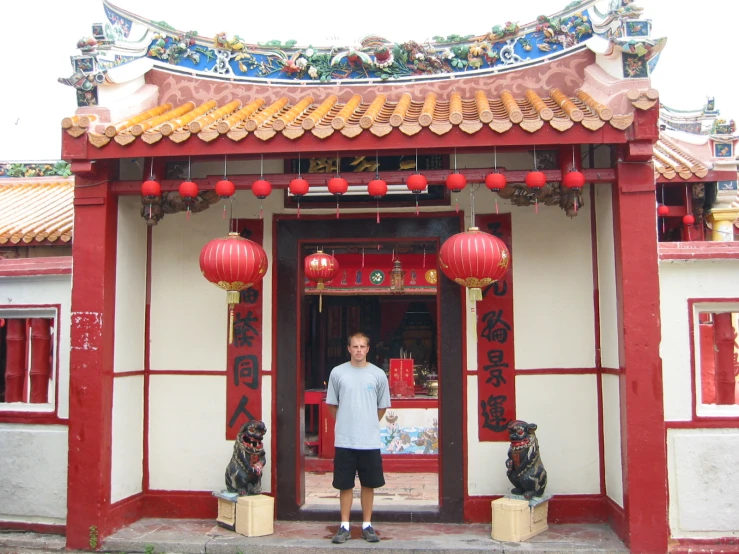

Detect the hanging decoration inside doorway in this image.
[406,150,428,215]
[446,148,467,213]
[561,146,584,214]
[304,250,339,312]
[438,227,510,301]
[141,158,161,221]
[178,157,198,220]
[327,152,348,219]
[525,146,546,214]
[199,233,268,344]
[485,148,506,214]
[288,153,309,218]
[251,155,272,219]
[215,155,236,220]
[389,258,405,293]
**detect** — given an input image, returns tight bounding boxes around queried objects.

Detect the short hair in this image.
[347,332,370,346]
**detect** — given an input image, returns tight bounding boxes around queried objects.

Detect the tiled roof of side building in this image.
[0,179,74,245]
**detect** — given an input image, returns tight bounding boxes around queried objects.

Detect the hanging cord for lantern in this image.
[493,147,500,214]
[469,183,477,229]
[415,149,421,215]
[186,156,192,220]
[422,246,426,268]
[533,146,539,214]
[571,145,579,214]
[223,154,229,220]
[147,157,154,219]
[259,154,265,219]
[453,148,460,213]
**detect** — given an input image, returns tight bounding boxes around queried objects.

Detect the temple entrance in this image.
[302,292,440,508]
[274,214,464,522]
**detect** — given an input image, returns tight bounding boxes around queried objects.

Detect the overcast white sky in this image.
[1,0,736,161]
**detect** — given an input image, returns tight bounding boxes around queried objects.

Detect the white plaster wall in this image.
[0,424,68,523]
[667,429,739,538]
[111,375,144,503]
[601,374,623,507]
[0,274,71,418]
[594,183,619,370]
[114,195,146,373]
[467,374,600,495]
[659,259,739,421]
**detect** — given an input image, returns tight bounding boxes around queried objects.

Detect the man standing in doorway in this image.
[326,332,391,544]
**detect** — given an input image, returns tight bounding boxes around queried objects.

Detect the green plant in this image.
[144,545,155,554]
[89,525,99,550]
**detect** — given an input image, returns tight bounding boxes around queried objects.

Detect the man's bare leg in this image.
[340,488,353,522]
[360,486,374,522]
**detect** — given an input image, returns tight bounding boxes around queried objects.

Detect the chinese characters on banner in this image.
[226,219,264,440]
[475,214,515,441]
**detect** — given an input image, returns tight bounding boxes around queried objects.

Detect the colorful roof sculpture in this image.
[0,179,74,245]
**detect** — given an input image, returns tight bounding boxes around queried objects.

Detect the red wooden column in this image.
[66,161,119,549]
[612,157,668,553]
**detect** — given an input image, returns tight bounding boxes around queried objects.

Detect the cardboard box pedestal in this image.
[213,491,239,531]
[235,494,274,537]
[491,494,552,542]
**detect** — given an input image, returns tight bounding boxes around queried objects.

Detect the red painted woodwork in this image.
[66,161,118,550]
[713,313,738,405]
[590,184,606,497]
[606,496,628,545]
[109,168,617,195]
[0,521,66,535]
[29,318,51,403]
[141,491,220,519]
[464,494,607,524]
[4,319,27,403]
[700,322,716,404]
[106,493,144,536]
[225,219,266,440]
[473,215,514,441]
[0,257,72,277]
[612,159,668,553]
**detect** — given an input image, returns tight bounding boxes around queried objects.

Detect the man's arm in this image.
[327,404,338,419]
[378,408,386,421]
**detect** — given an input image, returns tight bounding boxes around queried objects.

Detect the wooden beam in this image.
[110,168,616,194]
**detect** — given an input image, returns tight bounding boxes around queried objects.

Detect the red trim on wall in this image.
[105,493,143,534]
[141,491,219,519]
[271,215,278,501]
[147,370,228,376]
[0,256,72,277]
[114,371,145,377]
[660,242,739,261]
[612,159,669,553]
[667,419,739,429]
[515,368,598,375]
[65,163,118,550]
[0,521,66,535]
[601,367,622,376]
[0,412,66,425]
[606,495,627,545]
[464,495,607,524]
[669,538,739,554]
[142,226,152,493]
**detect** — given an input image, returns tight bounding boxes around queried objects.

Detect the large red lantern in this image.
[438,227,510,301]
[199,232,268,343]
[368,179,387,223]
[304,250,339,312]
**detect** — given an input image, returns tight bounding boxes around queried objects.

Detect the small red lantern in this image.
[368,179,388,223]
[328,177,348,218]
[683,214,695,225]
[142,179,161,199]
[407,173,427,216]
[199,232,268,343]
[179,180,198,201]
[562,170,585,190]
[289,177,310,218]
[252,179,272,199]
[657,205,670,216]
[215,179,235,199]
[438,227,510,301]
[525,171,546,190]
[446,173,467,212]
[485,172,506,214]
[305,250,340,312]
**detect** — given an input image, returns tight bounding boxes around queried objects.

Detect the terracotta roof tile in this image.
[653,138,710,180]
[0,180,74,245]
[74,89,636,149]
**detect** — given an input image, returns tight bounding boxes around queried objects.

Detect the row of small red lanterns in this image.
[657,204,695,226]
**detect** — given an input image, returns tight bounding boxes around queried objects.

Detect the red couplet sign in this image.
[225,219,265,440]
[474,214,515,441]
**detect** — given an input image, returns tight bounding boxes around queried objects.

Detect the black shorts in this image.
[332,447,385,490]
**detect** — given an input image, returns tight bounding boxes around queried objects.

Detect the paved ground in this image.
[305,471,438,506]
[0,520,629,554]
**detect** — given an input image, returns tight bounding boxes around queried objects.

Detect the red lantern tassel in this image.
[187,206,191,220]
[455,198,459,213]
[259,203,264,220]
[336,200,340,219]
[222,205,227,219]
[415,197,419,216]
[376,200,380,224]
[535,198,538,214]
[297,201,301,219]
[495,198,499,214]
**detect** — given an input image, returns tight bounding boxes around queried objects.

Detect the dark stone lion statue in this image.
[225,420,267,496]
[506,420,547,499]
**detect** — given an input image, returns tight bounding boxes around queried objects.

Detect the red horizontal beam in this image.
[111,168,616,194]
[0,256,72,277]
[63,124,628,161]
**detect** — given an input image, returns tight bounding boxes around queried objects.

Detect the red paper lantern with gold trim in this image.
[199,232,268,343]
[438,227,510,301]
[304,250,339,311]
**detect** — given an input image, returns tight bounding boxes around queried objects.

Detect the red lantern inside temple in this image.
[368,179,388,223]
[438,227,510,301]
[289,177,310,218]
[199,232,268,343]
[304,250,340,312]
[328,177,348,218]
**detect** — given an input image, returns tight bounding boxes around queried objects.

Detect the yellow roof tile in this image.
[0,179,74,245]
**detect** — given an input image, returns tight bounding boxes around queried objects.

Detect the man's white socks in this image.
[362,522,372,529]
[341,521,350,530]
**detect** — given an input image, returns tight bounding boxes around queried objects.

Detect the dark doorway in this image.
[275,214,464,522]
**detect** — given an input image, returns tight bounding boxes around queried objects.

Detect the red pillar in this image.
[4,319,27,403]
[29,318,52,403]
[66,161,119,549]
[612,159,668,553]
[713,313,737,405]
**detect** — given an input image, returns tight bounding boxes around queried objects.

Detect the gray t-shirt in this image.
[325,361,391,450]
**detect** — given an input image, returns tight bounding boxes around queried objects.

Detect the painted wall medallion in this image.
[425,269,438,284]
[369,270,385,285]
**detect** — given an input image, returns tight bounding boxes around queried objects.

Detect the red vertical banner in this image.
[226,219,265,440]
[475,214,515,441]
